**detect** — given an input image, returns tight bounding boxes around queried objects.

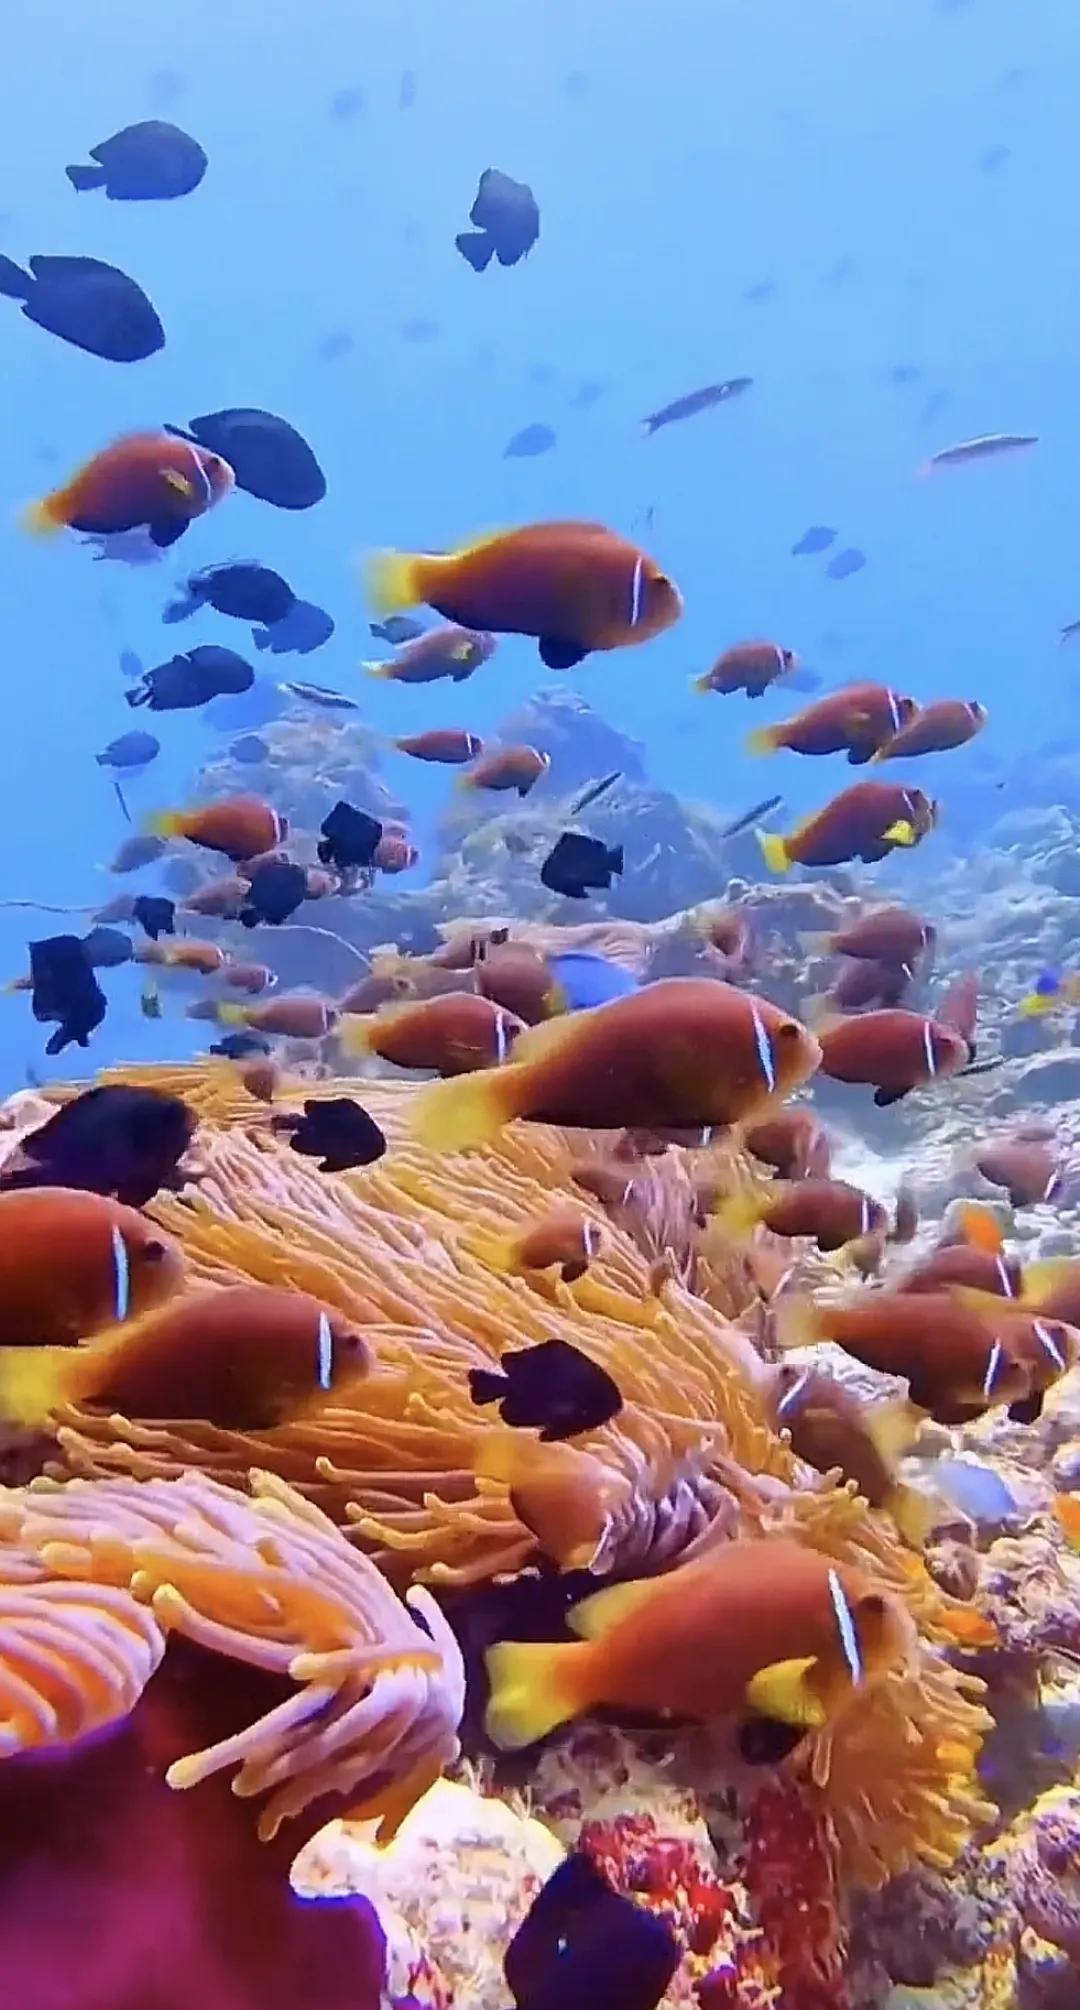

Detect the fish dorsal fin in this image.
[862,1394,921,1466]
[445,527,511,564]
[508,1013,591,1067]
[744,1654,825,1729]
[948,1283,1014,1323]
[567,1577,657,1640]
[1023,1258,1074,1305]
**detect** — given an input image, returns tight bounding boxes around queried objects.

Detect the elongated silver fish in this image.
[719,794,784,841]
[924,432,1037,470]
[570,771,622,815]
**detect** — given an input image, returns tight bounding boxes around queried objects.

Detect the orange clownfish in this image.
[24,431,233,549]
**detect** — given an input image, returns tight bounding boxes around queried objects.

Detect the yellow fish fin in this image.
[1022,1258,1074,1305]
[147,811,185,839]
[882,819,916,845]
[714,1184,773,1240]
[483,1639,582,1750]
[0,1344,99,1427]
[745,1654,826,1729]
[365,548,427,616]
[338,1013,377,1057]
[450,642,475,661]
[863,1395,922,1467]
[507,1014,587,1067]
[745,725,781,756]
[883,1480,938,1552]
[21,497,66,536]
[410,1065,522,1152]
[161,469,195,498]
[567,1576,658,1640]
[691,673,715,695]
[213,1002,250,1028]
[772,1294,824,1353]
[946,1284,1014,1322]
[361,659,394,679]
[757,830,791,875]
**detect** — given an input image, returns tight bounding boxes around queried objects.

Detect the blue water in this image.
[1,0,1077,1085]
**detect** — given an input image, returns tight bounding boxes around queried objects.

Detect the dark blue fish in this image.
[744,279,777,303]
[980,144,1011,173]
[66,121,206,200]
[369,615,424,645]
[398,69,417,108]
[540,834,623,901]
[278,1097,386,1173]
[81,926,134,969]
[570,379,605,407]
[126,646,254,712]
[209,1030,272,1059]
[119,649,143,682]
[826,547,867,581]
[132,896,175,942]
[28,935,106,1056]
[164,562,295,626]
[318,331,354,361]
[204,678,287,733]
[456,168,539,272]
[330,85,363,120]
[252,598,335,655]
[791,525,837,556]
[279,679,358,711]
[504,1851,678,2010]
[146,69,183,111]
[96,730,160,771]
[0,253,163,362]
[468,1338,622,1442]
[504,423,556,459]
[889,363,922,384]
[920,389,951,427]
[317,800,382,872]
[0,1083,193,1206]
[229,734,270,764]
[546,952,636,1012]
[165,408,325,509]
[239,860,307,928]
[400,316,438,342]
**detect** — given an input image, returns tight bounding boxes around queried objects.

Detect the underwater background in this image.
[3,0,1078,1080]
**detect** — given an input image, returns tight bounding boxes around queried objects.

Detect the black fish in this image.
[279,679,357,711]
[209,1030,272,1059]
[66,121,207,200]
[81,926,134,969]
[541,831,623,900]
[569,771,622,815]
[456,168,540,272]
[643,378,752,434]
[791,525,837,556]
[164,408,325,509]
[239,860,308,928]
[96,730,160,770]
[504,1851,678,2010]
[718,793,784,840]
[504,423,556,458]
[1059,620,1080,646]
[132,895,176,942]
[468,1338,622,1442]
[126,646,254,711]
[317,800,382,872]
[0,252,164,361]
[826,547,867,581]
[0,1084,194,1207]
[369,615,425,645]
[252,599,335,655]
[28,935,106,1056]
[164,562,295,626]
[278,1096,386,1173]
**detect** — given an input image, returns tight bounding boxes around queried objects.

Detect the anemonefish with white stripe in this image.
[23,430,234,549]
[816,1007,971,1106]
[366,520,683,670]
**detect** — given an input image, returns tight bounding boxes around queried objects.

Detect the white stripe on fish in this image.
[112,1225,131,1324]
[922,1019,936,1077]
[317,1310,333,1390]
[750,1003,776,1092]
[982,1338,1003,1401]
[828,1567,863,1686]
[1033,1319,1066,1371]
[629,555,645,628]
[777,1369,812,1418]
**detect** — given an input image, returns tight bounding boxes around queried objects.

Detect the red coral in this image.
[581,1814,735,1962]
[744,1779,850,2010]
[0,1640,386,2010]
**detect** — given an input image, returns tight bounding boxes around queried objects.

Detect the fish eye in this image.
[777,1021,803,1041]
[859,1594,887,1619]
[142,1239,169,1264]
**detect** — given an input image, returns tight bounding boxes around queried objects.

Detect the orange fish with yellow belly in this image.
[25,430,234,550]
[367,519,683,670]
[484,1538,917,1750]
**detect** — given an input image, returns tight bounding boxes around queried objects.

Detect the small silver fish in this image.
[570,771,622,816]
[925,432,1037,470]
[719,794,784,841]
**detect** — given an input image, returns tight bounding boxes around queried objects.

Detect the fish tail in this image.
[773,1293,824,1352]
[361,659,393,679]
[745,725,781,755]
[147,811,185,839]
[410,1064,524,1151]
[467,1367,507,1406]
[714,1185,770,1240]
[1017,990,1056,1018]
[338,1014,376,1057]
[691,673,715,694]
[65,162,107,191]
[884,1481,938,1551]
[21,494,67,537]
[757,829,791,874]
[483,1638,585,1750]
[0,254,32,301]
[0,1344,96,1426]
[214,1002,251,1028]
[365,548,427,616]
